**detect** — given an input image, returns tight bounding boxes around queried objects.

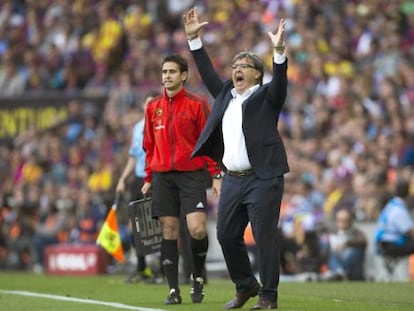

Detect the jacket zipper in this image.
[169,97,174,171]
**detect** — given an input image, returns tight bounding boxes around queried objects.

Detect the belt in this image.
[225,169,254,177]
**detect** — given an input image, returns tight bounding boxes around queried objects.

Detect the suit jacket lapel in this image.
[220,90,233,115]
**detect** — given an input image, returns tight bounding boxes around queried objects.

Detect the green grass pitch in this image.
[0,271,413,310]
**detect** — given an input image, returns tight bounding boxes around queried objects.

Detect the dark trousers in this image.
[381,240,414,257]
[216,174,283,303]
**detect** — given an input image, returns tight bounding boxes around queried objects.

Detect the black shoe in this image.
[144,275,165,284]
[250,298,278,309]
[125,271,140,283]
[165,288,182,305]
[224,282,261,309]
[190,275,204,303]
[139,267,153,279]
[125,267,153,283]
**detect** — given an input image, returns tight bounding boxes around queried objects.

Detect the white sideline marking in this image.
[0,290,166,311]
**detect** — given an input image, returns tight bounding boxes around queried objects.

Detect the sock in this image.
[191,235,208,278]
[161,239,179,291]
[137,255,146,272]
[131,233,146,272]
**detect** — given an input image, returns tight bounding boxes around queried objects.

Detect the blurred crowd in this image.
[1,0,414,278]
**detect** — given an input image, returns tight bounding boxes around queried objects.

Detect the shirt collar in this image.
[231,84,260,98]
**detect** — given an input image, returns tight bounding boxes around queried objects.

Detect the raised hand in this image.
[183,7,208,38]
[267,19,286,49]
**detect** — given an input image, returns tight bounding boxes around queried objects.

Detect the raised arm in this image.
[183,7,209,40]
[183,7,225,98]
[266,19,288,108]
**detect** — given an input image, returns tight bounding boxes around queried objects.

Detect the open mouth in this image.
[235,75,244,86]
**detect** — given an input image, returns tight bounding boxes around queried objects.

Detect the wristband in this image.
[187,34,199,41]
[274,46,285,53]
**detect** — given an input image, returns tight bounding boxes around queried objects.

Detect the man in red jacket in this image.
[142,54,221,305]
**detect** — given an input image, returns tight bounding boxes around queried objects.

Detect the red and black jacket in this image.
[143,88,220,183]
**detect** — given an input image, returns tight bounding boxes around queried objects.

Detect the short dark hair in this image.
[232,51,264,85]
[162,54,188,73]
[395,178,410,199]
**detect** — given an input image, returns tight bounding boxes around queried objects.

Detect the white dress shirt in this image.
[222,85,259,171]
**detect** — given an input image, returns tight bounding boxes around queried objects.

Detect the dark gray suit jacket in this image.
[191,47,289,179]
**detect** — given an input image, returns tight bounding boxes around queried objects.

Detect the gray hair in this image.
[232,51,264,85]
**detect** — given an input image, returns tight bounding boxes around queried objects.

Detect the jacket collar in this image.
[163,87,186,101]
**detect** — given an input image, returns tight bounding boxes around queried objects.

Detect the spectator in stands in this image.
[69,189,105,244]
[0,212,8,268]
[4,186,37,269]
[63,99,84,145]
[31,199,68,273]
[324,208,367,281]
[322,166,357,222]
[0,54,26,96]
[375,177,414,257]
[279,177,324,276]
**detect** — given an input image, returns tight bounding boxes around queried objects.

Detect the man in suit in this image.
[183,8,289,310]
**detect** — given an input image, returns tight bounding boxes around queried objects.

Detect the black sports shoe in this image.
[165,288,182,305]
[125,267,153,283]
[190,275,204,303]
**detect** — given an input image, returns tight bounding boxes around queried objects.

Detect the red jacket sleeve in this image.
[143,107,153,183]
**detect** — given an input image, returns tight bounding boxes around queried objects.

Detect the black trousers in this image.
[216,173,284,303]
[380,240,414,257]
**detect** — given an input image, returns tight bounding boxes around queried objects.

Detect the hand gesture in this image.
[183,7,208,38]
[212,178,222,198]
[115,179,125,194]
[141,182,151,196]
[267,19,286,48]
